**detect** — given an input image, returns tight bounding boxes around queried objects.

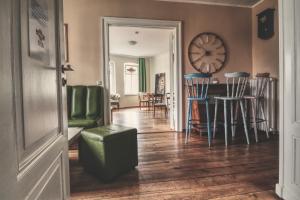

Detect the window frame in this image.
[123,62,139,96]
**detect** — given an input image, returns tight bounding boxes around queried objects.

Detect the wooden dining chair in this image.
[153,94,168,118]
[244,73,270,142]
[184,73,212,147]
[138,92,149,110]
[213,72,250,146]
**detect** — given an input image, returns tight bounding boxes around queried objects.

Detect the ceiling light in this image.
[128,40,138,45]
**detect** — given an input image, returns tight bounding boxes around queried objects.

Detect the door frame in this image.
[101,17,183,132]
[276,0,299,198]
[276,0,284,197]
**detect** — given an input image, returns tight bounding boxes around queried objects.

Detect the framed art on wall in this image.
[257,8,275,40]
[28,0,50,64]
[155,73,166,95]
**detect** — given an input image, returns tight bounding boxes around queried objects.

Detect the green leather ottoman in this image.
[79,125,138,182]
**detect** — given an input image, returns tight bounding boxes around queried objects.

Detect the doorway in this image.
[102,17,182,132]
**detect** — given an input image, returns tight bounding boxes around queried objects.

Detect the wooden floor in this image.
[69,108,280,200]
[112,108,173,133]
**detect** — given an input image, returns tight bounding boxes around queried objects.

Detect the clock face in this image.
[188,32,227,74]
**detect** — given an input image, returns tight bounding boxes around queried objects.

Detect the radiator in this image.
[249,78,279,133]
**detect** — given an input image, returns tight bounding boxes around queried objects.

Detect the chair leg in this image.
[259,100,270,139]
[213,99,219,139]
[239,100,250,145]
[185,101,190,144]
[230,101,235,138]
[165,106,168,118]
[205,100,211,147]
[224,100,228,146]
[251,99,258,143]
[233,102,239,137]
[188,101,193,140]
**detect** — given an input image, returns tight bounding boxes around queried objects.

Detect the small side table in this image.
[68,127,83,145]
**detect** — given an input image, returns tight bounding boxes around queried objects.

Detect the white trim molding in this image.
[276,0,284,198]
[101,17,183,132]
[156,0,264,8]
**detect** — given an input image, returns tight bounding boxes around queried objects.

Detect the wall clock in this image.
[188,32,227,74]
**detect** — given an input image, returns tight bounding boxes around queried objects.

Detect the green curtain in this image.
[138,58,147,92]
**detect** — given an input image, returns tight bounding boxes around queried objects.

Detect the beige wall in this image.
[149,52,171,93]
[252,0,279,78]
[64,0,253,85]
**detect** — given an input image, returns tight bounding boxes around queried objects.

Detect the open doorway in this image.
[108,26,174,133]
[102,17,183,133]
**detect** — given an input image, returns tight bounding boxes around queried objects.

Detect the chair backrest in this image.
[67,85,104,121]
[184,73,212,99]
[254,73,270,97]
[153,94,164,103]
[224,72,250,98]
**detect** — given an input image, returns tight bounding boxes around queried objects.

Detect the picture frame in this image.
[155,73,166,95]
[28,0,50,64]
[257,8,275,40]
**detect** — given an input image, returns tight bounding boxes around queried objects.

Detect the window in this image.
[109,61,116,94]
[124,63,139,95]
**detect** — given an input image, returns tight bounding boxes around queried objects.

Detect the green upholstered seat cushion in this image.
[71,86,86,119]
[86,86,103,120]
[68,119,97,128]
[81,125,137,142]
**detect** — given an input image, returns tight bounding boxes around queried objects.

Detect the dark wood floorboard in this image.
[69,109,280,200]
[112,108,172,133]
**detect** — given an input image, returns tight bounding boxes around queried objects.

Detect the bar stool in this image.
[213,72,250,146]
[184,73,212,147]
[244,73,270,142]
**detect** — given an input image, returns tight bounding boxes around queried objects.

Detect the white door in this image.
[277,0,300,199]
[169,32,175,130]
[0,0,70,199]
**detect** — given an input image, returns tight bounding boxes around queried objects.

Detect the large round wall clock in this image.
[188,32,227,74]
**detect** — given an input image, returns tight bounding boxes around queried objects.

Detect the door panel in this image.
[26,153,64,200]
[296,0,300,122]
[279,0,300,199]
[12,0,69,199]
[294,137,300,185]
[17,0,62,171]
[22,0,59,148]
[0,0,69,198]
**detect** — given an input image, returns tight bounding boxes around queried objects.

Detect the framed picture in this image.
[64,24,69,62]
[257,8,275,40]
[28,0,50,64]
[155,73,166,95]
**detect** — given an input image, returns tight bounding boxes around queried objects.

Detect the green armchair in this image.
[67,85,104,128]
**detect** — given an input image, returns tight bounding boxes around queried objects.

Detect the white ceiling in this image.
[109,26,173,57]
[156,0,263,8]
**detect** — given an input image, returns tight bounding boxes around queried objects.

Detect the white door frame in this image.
[277,0,300,199]
[101,17,183,132]
[276,0,284,197]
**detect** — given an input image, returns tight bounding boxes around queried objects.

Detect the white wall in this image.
[110,55,151,108]
[110,52,170,108]
[110,55,138,108]
[149,51,171,93]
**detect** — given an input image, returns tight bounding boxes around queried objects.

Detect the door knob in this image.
[61,64,74,73]
[62,78,67,86]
